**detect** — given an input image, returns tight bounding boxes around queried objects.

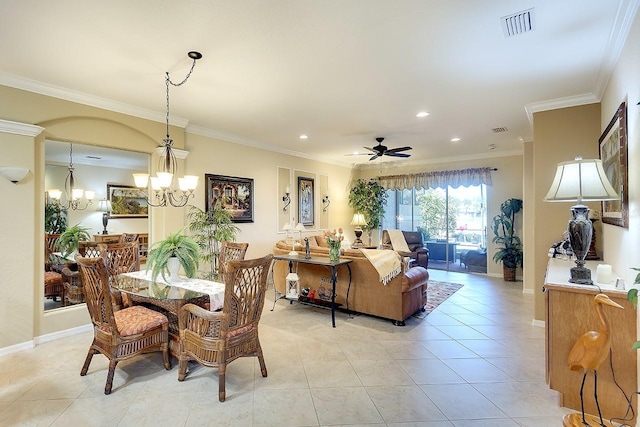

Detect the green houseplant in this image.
[187,201,240,280]
[348,178,388,246]
[146,230,200,282]
[627,268,640,350]
[492,198,523,281]
[57,224,90,257]
[45,202,68,234]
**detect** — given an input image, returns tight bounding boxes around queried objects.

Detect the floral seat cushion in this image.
[114,305,168,336]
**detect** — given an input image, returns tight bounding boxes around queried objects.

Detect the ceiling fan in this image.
[364,137,412,161]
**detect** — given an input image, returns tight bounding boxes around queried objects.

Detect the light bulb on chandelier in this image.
[133,51,202,207]
[47,143,95,210]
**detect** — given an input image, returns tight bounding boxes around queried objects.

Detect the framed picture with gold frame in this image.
[107,184,148,218]
[598,101,628,228]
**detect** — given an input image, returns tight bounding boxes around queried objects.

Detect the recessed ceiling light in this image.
[416,112,430,118]
[450,137,461,142]
[299,134,308,140]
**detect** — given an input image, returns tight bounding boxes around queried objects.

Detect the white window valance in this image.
[377,167,494,191]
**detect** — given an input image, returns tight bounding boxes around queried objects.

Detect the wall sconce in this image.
[322,195,330,212]
[282,185,291,211]
[0,166,30,184]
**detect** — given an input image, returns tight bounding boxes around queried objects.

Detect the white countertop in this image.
[545,257,623,293]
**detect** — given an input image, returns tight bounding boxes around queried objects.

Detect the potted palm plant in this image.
[57,224,90,258]
[492,198,523,281]
[146,230,200,282]
[187,200,239,280]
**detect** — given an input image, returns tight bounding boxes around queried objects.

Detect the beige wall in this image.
[600,9,640,283]
[0,129,37,349]
[531,104,602,321]
[355,155,524,279]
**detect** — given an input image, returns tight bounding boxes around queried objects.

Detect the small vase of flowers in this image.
[324,228,344,262]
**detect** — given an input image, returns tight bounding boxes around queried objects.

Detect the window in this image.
[383,185,487,264]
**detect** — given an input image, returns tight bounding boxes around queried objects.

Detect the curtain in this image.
[377,167,494,191]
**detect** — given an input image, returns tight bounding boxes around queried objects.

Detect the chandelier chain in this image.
[165,57,199,140]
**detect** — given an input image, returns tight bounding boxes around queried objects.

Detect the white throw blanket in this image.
[386,229,411,252]
[360,249,402,286]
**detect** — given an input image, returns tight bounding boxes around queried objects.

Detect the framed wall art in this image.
[107,184,149,218]
[298,176,314,226]
[205,174,254,223]
[598,101,628,228]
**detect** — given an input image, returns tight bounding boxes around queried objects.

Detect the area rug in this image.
[413,280,464,319]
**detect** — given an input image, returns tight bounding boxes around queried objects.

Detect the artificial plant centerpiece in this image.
[187,200,239,280]
[146,230,200,282]
[348,178,388,246]
[57,224,90,258]
[491,198,523,281]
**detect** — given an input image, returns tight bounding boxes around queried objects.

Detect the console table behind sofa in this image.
[273,236,429,325]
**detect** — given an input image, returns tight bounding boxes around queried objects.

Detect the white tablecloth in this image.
[121,270,225,311]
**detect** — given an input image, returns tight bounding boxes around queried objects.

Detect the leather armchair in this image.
[381,230,429,269]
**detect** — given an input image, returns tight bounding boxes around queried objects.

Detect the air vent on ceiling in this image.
[492,127,508,133]
[501,8,535,37]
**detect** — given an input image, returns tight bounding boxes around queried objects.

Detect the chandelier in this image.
[133,51,202,207]
[47,143,95,210]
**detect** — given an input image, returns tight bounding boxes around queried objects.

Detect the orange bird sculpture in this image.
[567,293,623,426]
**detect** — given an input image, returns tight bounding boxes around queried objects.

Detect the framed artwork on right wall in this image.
[598,101,628,228]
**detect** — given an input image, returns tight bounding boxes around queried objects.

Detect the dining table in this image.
[113,270,226,356]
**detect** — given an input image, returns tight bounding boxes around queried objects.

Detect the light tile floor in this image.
[1,270,576,426]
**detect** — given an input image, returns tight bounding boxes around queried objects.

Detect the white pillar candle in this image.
[596,264,612,284]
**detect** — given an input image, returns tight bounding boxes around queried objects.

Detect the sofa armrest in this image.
[401,266,429,293]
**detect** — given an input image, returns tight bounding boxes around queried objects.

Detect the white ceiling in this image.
[1,1,638,168]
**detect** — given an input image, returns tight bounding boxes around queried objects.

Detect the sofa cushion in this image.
[317,236,329,247]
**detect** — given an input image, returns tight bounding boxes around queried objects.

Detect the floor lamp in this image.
[544,156,619,285]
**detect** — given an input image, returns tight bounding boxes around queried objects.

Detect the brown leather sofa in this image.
[381,230,429,269]
[273,236,429,325]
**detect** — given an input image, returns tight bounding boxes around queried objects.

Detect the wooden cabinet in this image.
[93,233,149,263]
[544,258,636,422]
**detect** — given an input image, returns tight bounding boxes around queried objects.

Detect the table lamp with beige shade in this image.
[544,156,619,285]
[350,213,367,248]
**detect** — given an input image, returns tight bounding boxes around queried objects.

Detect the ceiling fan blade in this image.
[369,154,380,161]
[385,152,411,158]
[385,146,412,154]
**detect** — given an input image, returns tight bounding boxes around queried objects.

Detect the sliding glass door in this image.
[383,184,486,271]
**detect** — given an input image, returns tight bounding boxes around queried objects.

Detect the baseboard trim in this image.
[34,323,92,346]
[0,341,34,358]
[531,319,545,328]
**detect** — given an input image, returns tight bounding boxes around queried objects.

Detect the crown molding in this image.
[593,0,640,99]
[0,72,189,128]
[187,124,353,168]
[0,118,44,137]
[524,93,600,126]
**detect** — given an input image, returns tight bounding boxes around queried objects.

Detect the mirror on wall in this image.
[44,140,149,311]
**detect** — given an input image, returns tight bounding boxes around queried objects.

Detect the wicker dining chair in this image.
[178,254,273,402]
[78,241,103,258]
[45,233,61,271]
[100,241,140,309]
[218,242,249,275]
[76,252,171,394]
[61,266,84,306]
[119,233,139,243]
